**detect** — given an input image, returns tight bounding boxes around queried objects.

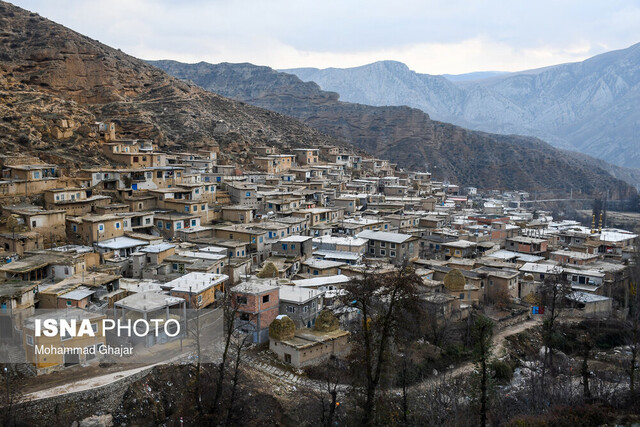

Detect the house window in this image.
[282,244,288,251]
[115,222,121,229]
[303,306,309,313]
[287,306,295,313]
[146,218,151,224]
[201,204,206,210]
[184,206,190,212]
[98,224,104,232]
[72,225,77,232]
[380,242,386,248]
[176,223,181,230]
[166,223,171,229]
[380,249,386,256]
[390,251,396,257]
[193,205,198,212]
[157,221,163,228]
[92,323,98,333]
[262,295,270,303]
[26,335,34,346]
[123,220,128,227]
[197,295,203,304]
[246,192,251,197]
[61,329,72,341]
[236,296,248,305]
[33,171,40,179]
[191,219,197,226]
[370,248,375,254]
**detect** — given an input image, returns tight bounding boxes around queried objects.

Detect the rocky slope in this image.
[151,60,637,198]
[285,44,640,170]
[0,1,346,170]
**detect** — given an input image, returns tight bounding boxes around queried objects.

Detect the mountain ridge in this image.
[151,59,637,197]
[283,43,640,169]
[0,1,347,170]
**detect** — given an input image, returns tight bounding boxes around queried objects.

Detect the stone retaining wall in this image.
[8,367,152,424]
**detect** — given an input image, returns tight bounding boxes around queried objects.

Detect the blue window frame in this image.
[282,244,288,251]
[245,192,251,197]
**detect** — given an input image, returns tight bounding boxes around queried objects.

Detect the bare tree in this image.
[342,262,420,426]
[471,315,494,427]
[212,289,241,415]
[317,357,344,427]
[579,331,594,402]
[225,332,250,426]
[539,273,571,382]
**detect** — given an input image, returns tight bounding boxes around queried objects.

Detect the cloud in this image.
[12,0,640,74]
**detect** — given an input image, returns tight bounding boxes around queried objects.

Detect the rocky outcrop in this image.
[0,1,347,170]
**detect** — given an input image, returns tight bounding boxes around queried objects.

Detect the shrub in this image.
[491,360,513,384]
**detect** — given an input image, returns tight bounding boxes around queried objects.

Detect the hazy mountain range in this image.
[284,43,640,170]
[151,59,638,197]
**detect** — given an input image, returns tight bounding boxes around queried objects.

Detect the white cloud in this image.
[12,0,640,74]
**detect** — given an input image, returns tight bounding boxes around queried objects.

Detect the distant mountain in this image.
[152,59,637,198]
[0,1,344,169]
[284,44,640,170]
[442,71,510,82]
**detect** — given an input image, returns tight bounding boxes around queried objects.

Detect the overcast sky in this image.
[12,0,640,74]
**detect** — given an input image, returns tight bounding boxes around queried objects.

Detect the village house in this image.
[113,292,186,347]
[357,230,418,264]
[293,148,319,166]
[231,279,280,343]
[268,312,350,368]
[166,272,228,308]
[44,188,112,216]
[23,308,106,374]
[278,285,324,328]
[505,236,549,255]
